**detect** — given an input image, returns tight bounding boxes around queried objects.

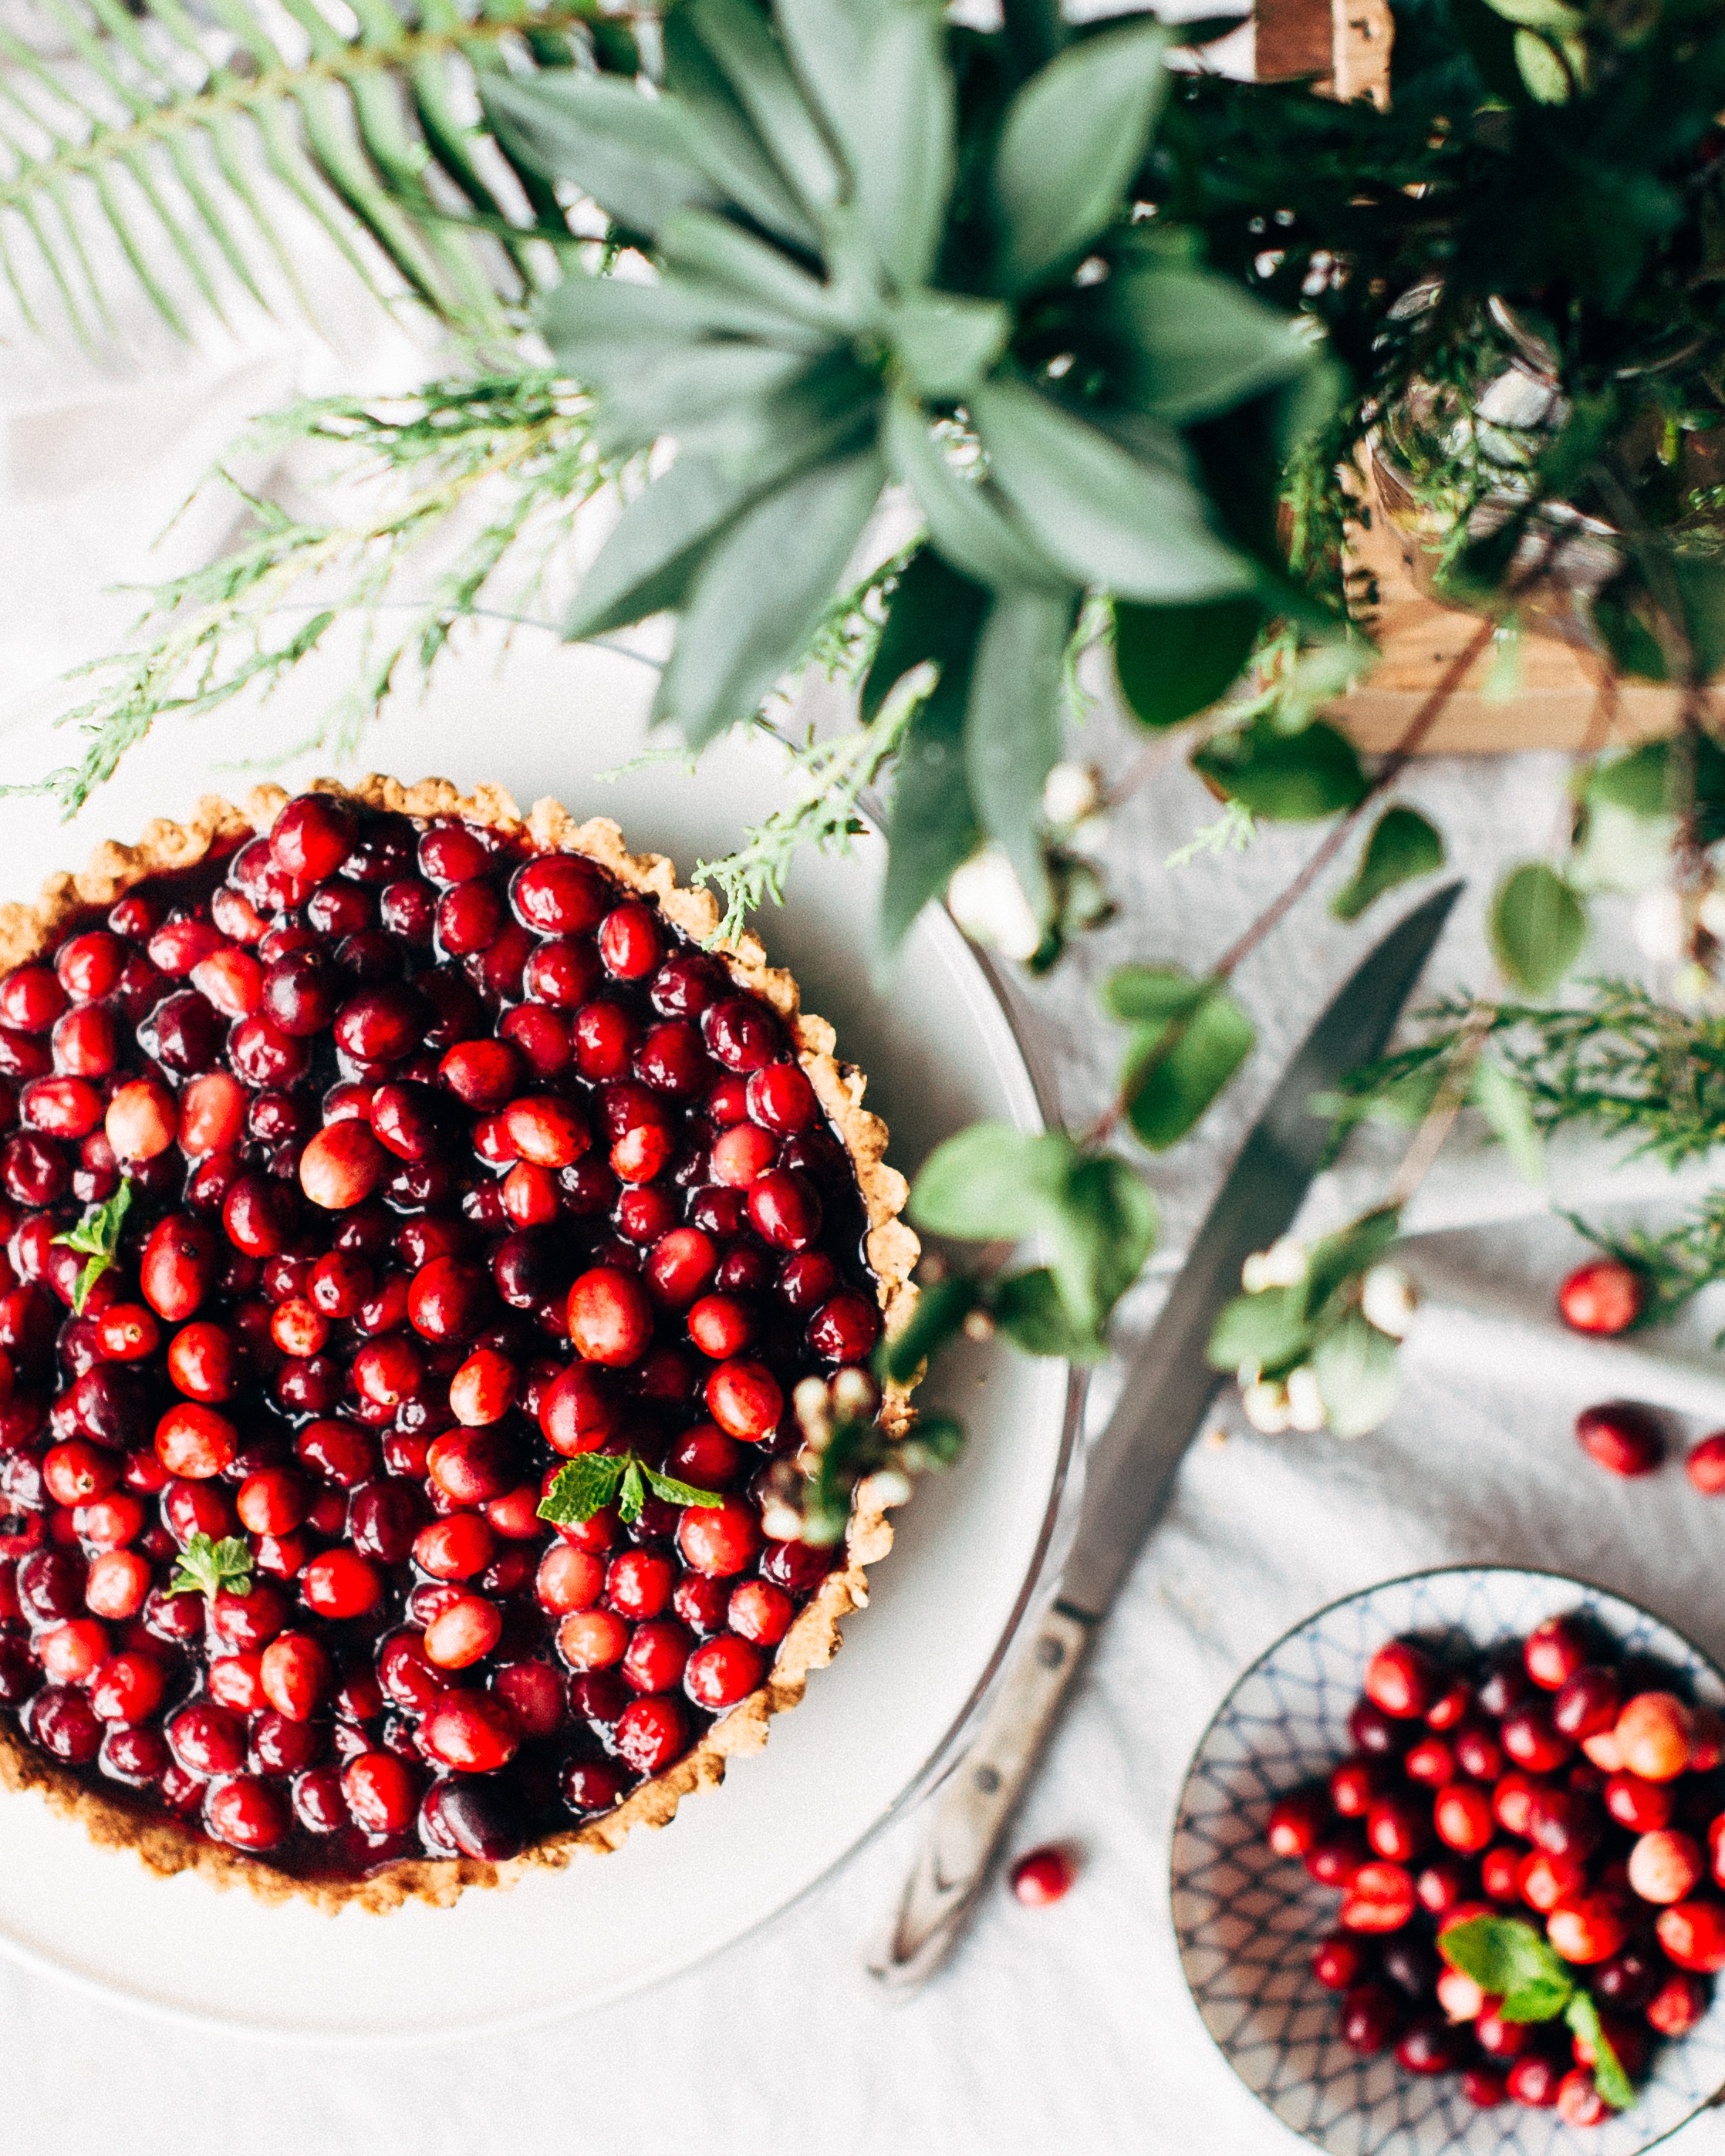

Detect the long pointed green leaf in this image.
[845,1,951,288]
[483,70,724,238]
[657,208,859,334]
[883,393,1073,592]
[568,457,765,641]
[971,379,1252,601]
[589,341,812,457]
[659,446,887,746]
[988,19,1170,294]
[687,0,844,215]
[962,585,1079,919]
[661,4,822,248]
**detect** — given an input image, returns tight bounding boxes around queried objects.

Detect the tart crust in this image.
[0,776,921,1913]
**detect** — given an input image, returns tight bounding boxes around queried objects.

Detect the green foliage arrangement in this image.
[15,0,1725,1526]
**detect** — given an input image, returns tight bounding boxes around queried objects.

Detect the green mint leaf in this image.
[617,1459,647,1526]
[1439,1916,1573,2016]
[640,1466,723,1510]
[1490,861,1587,997]
[537,1453,629,1527]
[166,1531,253,1602]
[1566,1992,1636,2110]
[52,1180,133,1314]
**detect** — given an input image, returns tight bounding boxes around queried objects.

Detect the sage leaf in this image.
[1470,1054,1546,1186]
[883,393,1072,592]
[962,585,1079,923]
[909,1122,1078,1243]
[1490,862,1586,995]
[482,73,723,239]
[987,17,1170,294]
[869,553,988,956]
[660,5,822,250]
[659,445,886,747]
[1111,972,1255,1149]
[670,0,842,221]
[1112,593,1264,730]
[971,380,1253,602]
[844,0,953,288]
[1311,1308,1403,1439]
[1192,718,1370,822]
[886,291,1011,401]
[1104,263,1316,425]
[1331,805,1446,922]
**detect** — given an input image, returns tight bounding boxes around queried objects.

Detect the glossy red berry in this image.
[1362,1639,1441,1720]
[1576,1401,1666,1477]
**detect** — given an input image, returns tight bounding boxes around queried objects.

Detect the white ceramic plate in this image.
[1171,1565,1725,2155]
[0,621,1079,2040]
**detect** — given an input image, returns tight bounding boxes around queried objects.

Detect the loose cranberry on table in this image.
[0,788,891,1887]
[1558,1258,1646,1336]
[1576,1401,1668,1478]
[1009,1845,1077,1908]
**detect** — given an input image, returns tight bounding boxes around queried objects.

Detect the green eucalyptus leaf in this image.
[1049,1152,1158,1330]
[1102,963,1214,1026]
[988,17,1170,295]
[883,394,1073,592]
[1206,1284,1315,1375]
[1587,743,1672,819]
[660,6,822,249]
[1119,983,1255,1150]
[658,445,886,747]
[1590,595,1668,683]
[1490,862,1587,995]
[1331,806,1446,922]
[971,380,1253,603]
[675,0,843,218]
[1112,594,1264,730]
[992,1267,1106,1360]
[962,584,1079,923]
[482,73,723,239]
[1192,719,1369,822]
[909,1122,1077,1243]
[1104,264,1316,425]
[887,291,1011,400]
[869,553,990,956]
[876,1273,981,1384]
[1311,1308,1403,1439]
[845,0,953,288]
[1470,1054,1546,1185]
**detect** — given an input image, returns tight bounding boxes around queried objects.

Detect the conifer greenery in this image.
[12,0,1725,1476]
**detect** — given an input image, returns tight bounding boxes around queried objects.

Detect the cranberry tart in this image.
[0,777,918,1911]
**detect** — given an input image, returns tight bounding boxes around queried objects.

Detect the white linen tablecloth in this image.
[9,268,1725,2156]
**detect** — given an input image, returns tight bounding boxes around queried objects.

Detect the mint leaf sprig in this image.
[538,1453,722,1530]
[51,1180,133,1314]
[166,1531,253,1602]
[1440,1915,1634,2110]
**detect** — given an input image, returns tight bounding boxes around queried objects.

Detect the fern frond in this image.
[0,0,612,349]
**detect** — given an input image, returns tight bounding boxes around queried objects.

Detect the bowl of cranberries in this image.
[1170,1567,1725,2153]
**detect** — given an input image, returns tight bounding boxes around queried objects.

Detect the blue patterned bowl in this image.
[1170,1566,1725,2154]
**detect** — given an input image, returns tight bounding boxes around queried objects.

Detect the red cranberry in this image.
[1338,1982,1401,2054]
[1008,1844,1075,1908]
[511,855,609,934]
[1605,1770,1673,1831]
[1340,1859,1416,1932]
[565,1268,653,1366]
[272,793,359,880]
[1647,1970,1710,2033]
[1552,1664,1621,1741]
[1527,1787,1603,1860]
[301,1549,381,1620]
[1658,1897,1725,1971]
[1576,1401,1666,1477]
[684,1634,763,1709]
[1266,1787,1329,1858]
[1347,1696,1405,1757]
[808,1293,881,1364]
[421,1690,520,1772]
[1506,2053,1561,2107]
[1362,1640,1441,1720]
[1434,1782,1494,1854]
[1501,1703,1571,1774]
[1416,1858,1469,1915]
[1312,1933,1367,1990]
[437,882,505,956]
[204,1774,289,1851]
[703,997,784,1074]
[408,1257,494,1344]
[1524,1616,1590,1689]
[1628,1826,1705,1904]
[613,1693,686,1775]
[1558,1258,1644,1335]
[1330,1756,1389,1819]
[1548,1891,1630,1963]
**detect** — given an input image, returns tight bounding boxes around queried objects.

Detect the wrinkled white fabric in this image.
[11,171,1725,2156]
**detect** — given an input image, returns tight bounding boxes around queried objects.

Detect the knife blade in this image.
[866,880,1462,1991]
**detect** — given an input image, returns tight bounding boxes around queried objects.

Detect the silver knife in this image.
[866,879,1463,1990]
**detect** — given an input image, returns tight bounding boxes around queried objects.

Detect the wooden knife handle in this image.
[866,1601,1095,1992]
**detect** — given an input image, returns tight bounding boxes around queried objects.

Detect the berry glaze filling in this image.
[0,784,906,1893]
